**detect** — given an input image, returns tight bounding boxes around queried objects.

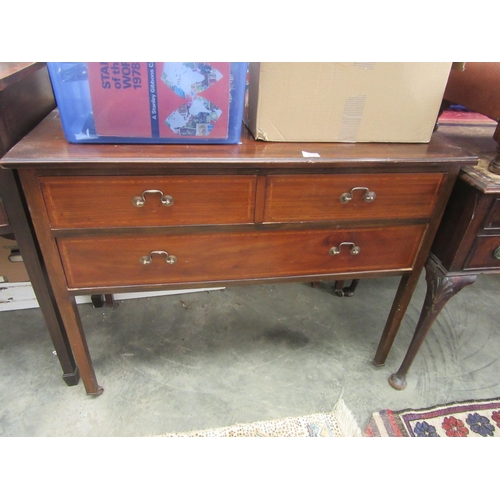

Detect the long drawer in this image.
[264,173,444,222]
[58,225,426,288]
[39,175,257,228]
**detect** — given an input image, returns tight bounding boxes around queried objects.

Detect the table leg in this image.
[389,256,477,390]
[311,280,359,297]
[17,168,104,394]
[57,294,103,396]
[373,273,418,366]
[333,280,345,296]
[334,279,359,297]
[91,294,118,308]
[0,169,79,385]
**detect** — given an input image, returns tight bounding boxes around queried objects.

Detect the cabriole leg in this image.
[389,257,476,390]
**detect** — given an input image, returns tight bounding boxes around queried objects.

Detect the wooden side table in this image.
[0,63,79,385]
[1,112,477,395]
[390,148,500,389]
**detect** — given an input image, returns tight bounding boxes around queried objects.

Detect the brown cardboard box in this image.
[245,62,453,143]
[0,236,30,283]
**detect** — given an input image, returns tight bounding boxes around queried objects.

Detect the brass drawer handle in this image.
[140,251,177,265]
[339,187,376,204]
[493,247,500,260]
[132,190,174,207]
[329,242,361,256]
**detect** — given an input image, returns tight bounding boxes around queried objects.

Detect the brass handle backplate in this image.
[140,251,177,265]
[329,242,361,256]
[340,187,376,204]
[493,247,500,260]
[132,190,174,208]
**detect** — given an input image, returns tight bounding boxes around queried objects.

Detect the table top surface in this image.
[0,62,46,91]
[436,123,500,194]
[1,110,478,169]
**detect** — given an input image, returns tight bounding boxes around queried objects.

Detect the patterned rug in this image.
[365,397,500,437]
[159,397,362,437]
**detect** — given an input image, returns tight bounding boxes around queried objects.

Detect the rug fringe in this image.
[150,393,362,437]
[333,396,362,437]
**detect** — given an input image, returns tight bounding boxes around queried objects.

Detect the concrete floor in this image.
[2,271,500,437]
[2,122,500,437]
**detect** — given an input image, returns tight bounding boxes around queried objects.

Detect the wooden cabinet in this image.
[1,111,477,395]
[390,163,500,390]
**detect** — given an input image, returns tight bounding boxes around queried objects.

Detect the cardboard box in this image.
[0,236,29,283]
[245,62,453,143]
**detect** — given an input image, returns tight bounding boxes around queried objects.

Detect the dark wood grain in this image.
[431,176,500,272]
[465,235,500,270]
[484,199,500,228]
[0,63,47,90]
[0,64,79,385]
[40,175,257,228]
[264,173,444,222]
[0,65,55,157]
[430,177,482,271]
[2,110,477,167]
[57,225,425,288]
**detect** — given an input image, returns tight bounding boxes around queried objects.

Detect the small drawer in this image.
[58,225,426,289]
[40,175,257,229]
[465,235,500,270]
[264,173,444,222]
[484,198,500,230]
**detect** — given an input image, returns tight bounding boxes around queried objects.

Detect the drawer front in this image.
[465,235,500,270]
[484,198,500,230]
[58,225,426,288]
[264,173,444,222]
[40,175,257,228]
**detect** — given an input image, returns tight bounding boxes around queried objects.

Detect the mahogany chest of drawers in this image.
[1,111,477,395]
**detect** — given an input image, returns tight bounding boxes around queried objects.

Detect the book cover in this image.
[87,62,231,139]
